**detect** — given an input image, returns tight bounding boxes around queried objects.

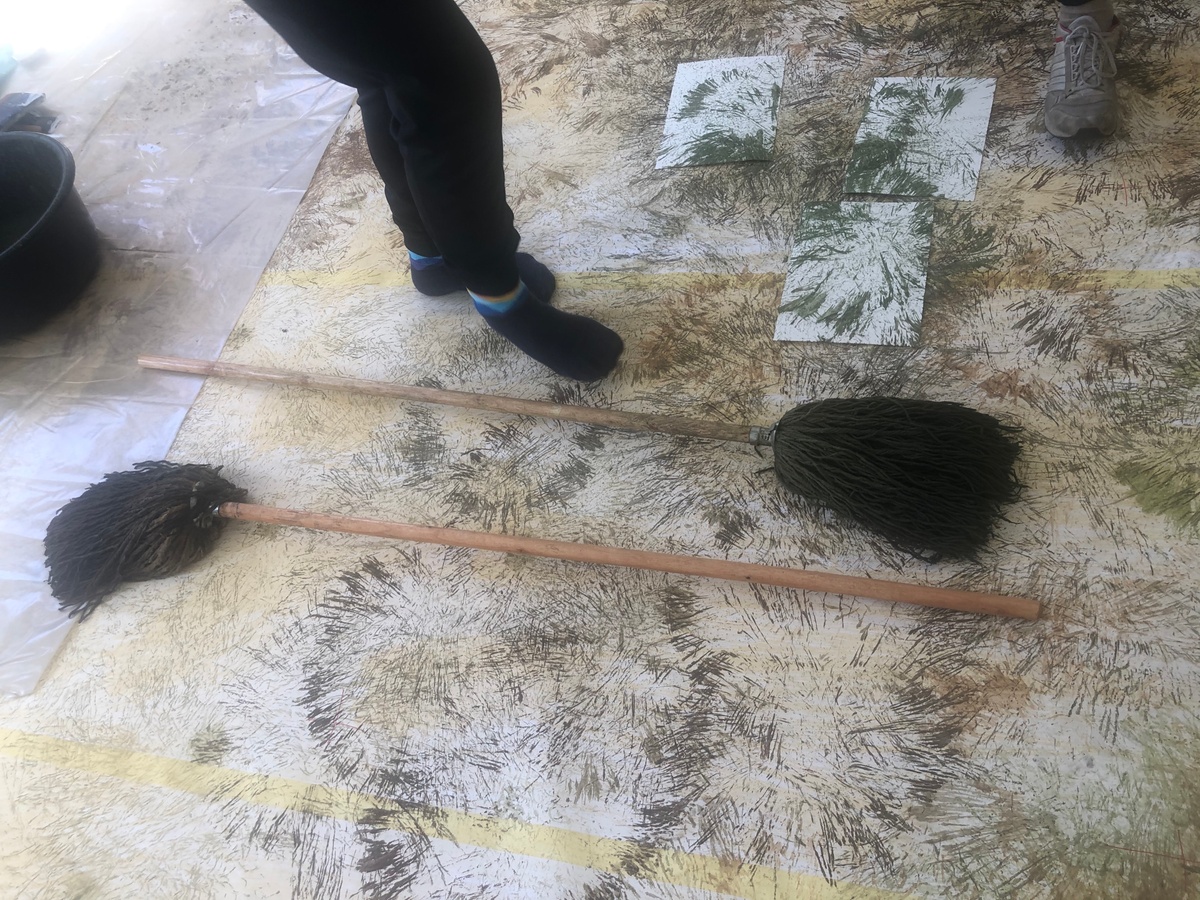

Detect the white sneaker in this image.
[1044,14,1123,138]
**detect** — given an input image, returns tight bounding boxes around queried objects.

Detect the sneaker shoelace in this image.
[1064,20,1117,93]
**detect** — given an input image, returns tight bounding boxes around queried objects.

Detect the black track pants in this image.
[244,0,521,295]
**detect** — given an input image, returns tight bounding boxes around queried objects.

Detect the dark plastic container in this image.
[0,132,101,339]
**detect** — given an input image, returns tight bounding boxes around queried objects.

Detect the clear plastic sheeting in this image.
[0,0,354,695]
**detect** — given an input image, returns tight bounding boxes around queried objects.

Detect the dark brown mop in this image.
[44,461,1041,621]
[44,462,247,617]
[138,355,1023,561]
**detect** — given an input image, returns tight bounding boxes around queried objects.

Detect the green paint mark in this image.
[1172,336,1200,390]
[677,78,720,120]
[680,129,771,166]
[778,286,831,319]
[775,201,931,344]
[845,77,993,200]
[1115,453,1200,532]
[939,85,966,117]
[659,57,783,169]
[925,206,1000,315]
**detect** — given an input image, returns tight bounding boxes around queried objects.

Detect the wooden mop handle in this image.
[220,501,1041,620]
[139,355,759,444]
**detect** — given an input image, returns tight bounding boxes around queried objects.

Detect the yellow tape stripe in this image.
[0,727,907,900]
[257,268,1199,292]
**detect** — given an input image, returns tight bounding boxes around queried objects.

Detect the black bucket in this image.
[0,132,101,339]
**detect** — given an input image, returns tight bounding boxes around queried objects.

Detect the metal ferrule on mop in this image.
[747,424,775,446]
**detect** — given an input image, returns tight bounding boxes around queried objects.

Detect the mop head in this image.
[771,397,1022,560]
[44,461,247,619]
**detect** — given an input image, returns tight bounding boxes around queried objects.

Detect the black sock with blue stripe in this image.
[470,281,623,382]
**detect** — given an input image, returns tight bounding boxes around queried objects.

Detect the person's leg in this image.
[1045,0,1122,137]
[243,0,622,380]
[360,85,559,299]
[244,0,518,287]
[356,85,437,257]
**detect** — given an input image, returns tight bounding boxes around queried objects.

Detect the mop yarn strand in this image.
[771,398,1023,560]
[44,461,247,619]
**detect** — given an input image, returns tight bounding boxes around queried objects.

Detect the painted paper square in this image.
[774,202,934,345]
[656,56,785,168]
[845,77,996,201]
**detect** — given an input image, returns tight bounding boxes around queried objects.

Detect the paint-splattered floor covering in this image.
[0,0,354,693]
[3,1,1200,897]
